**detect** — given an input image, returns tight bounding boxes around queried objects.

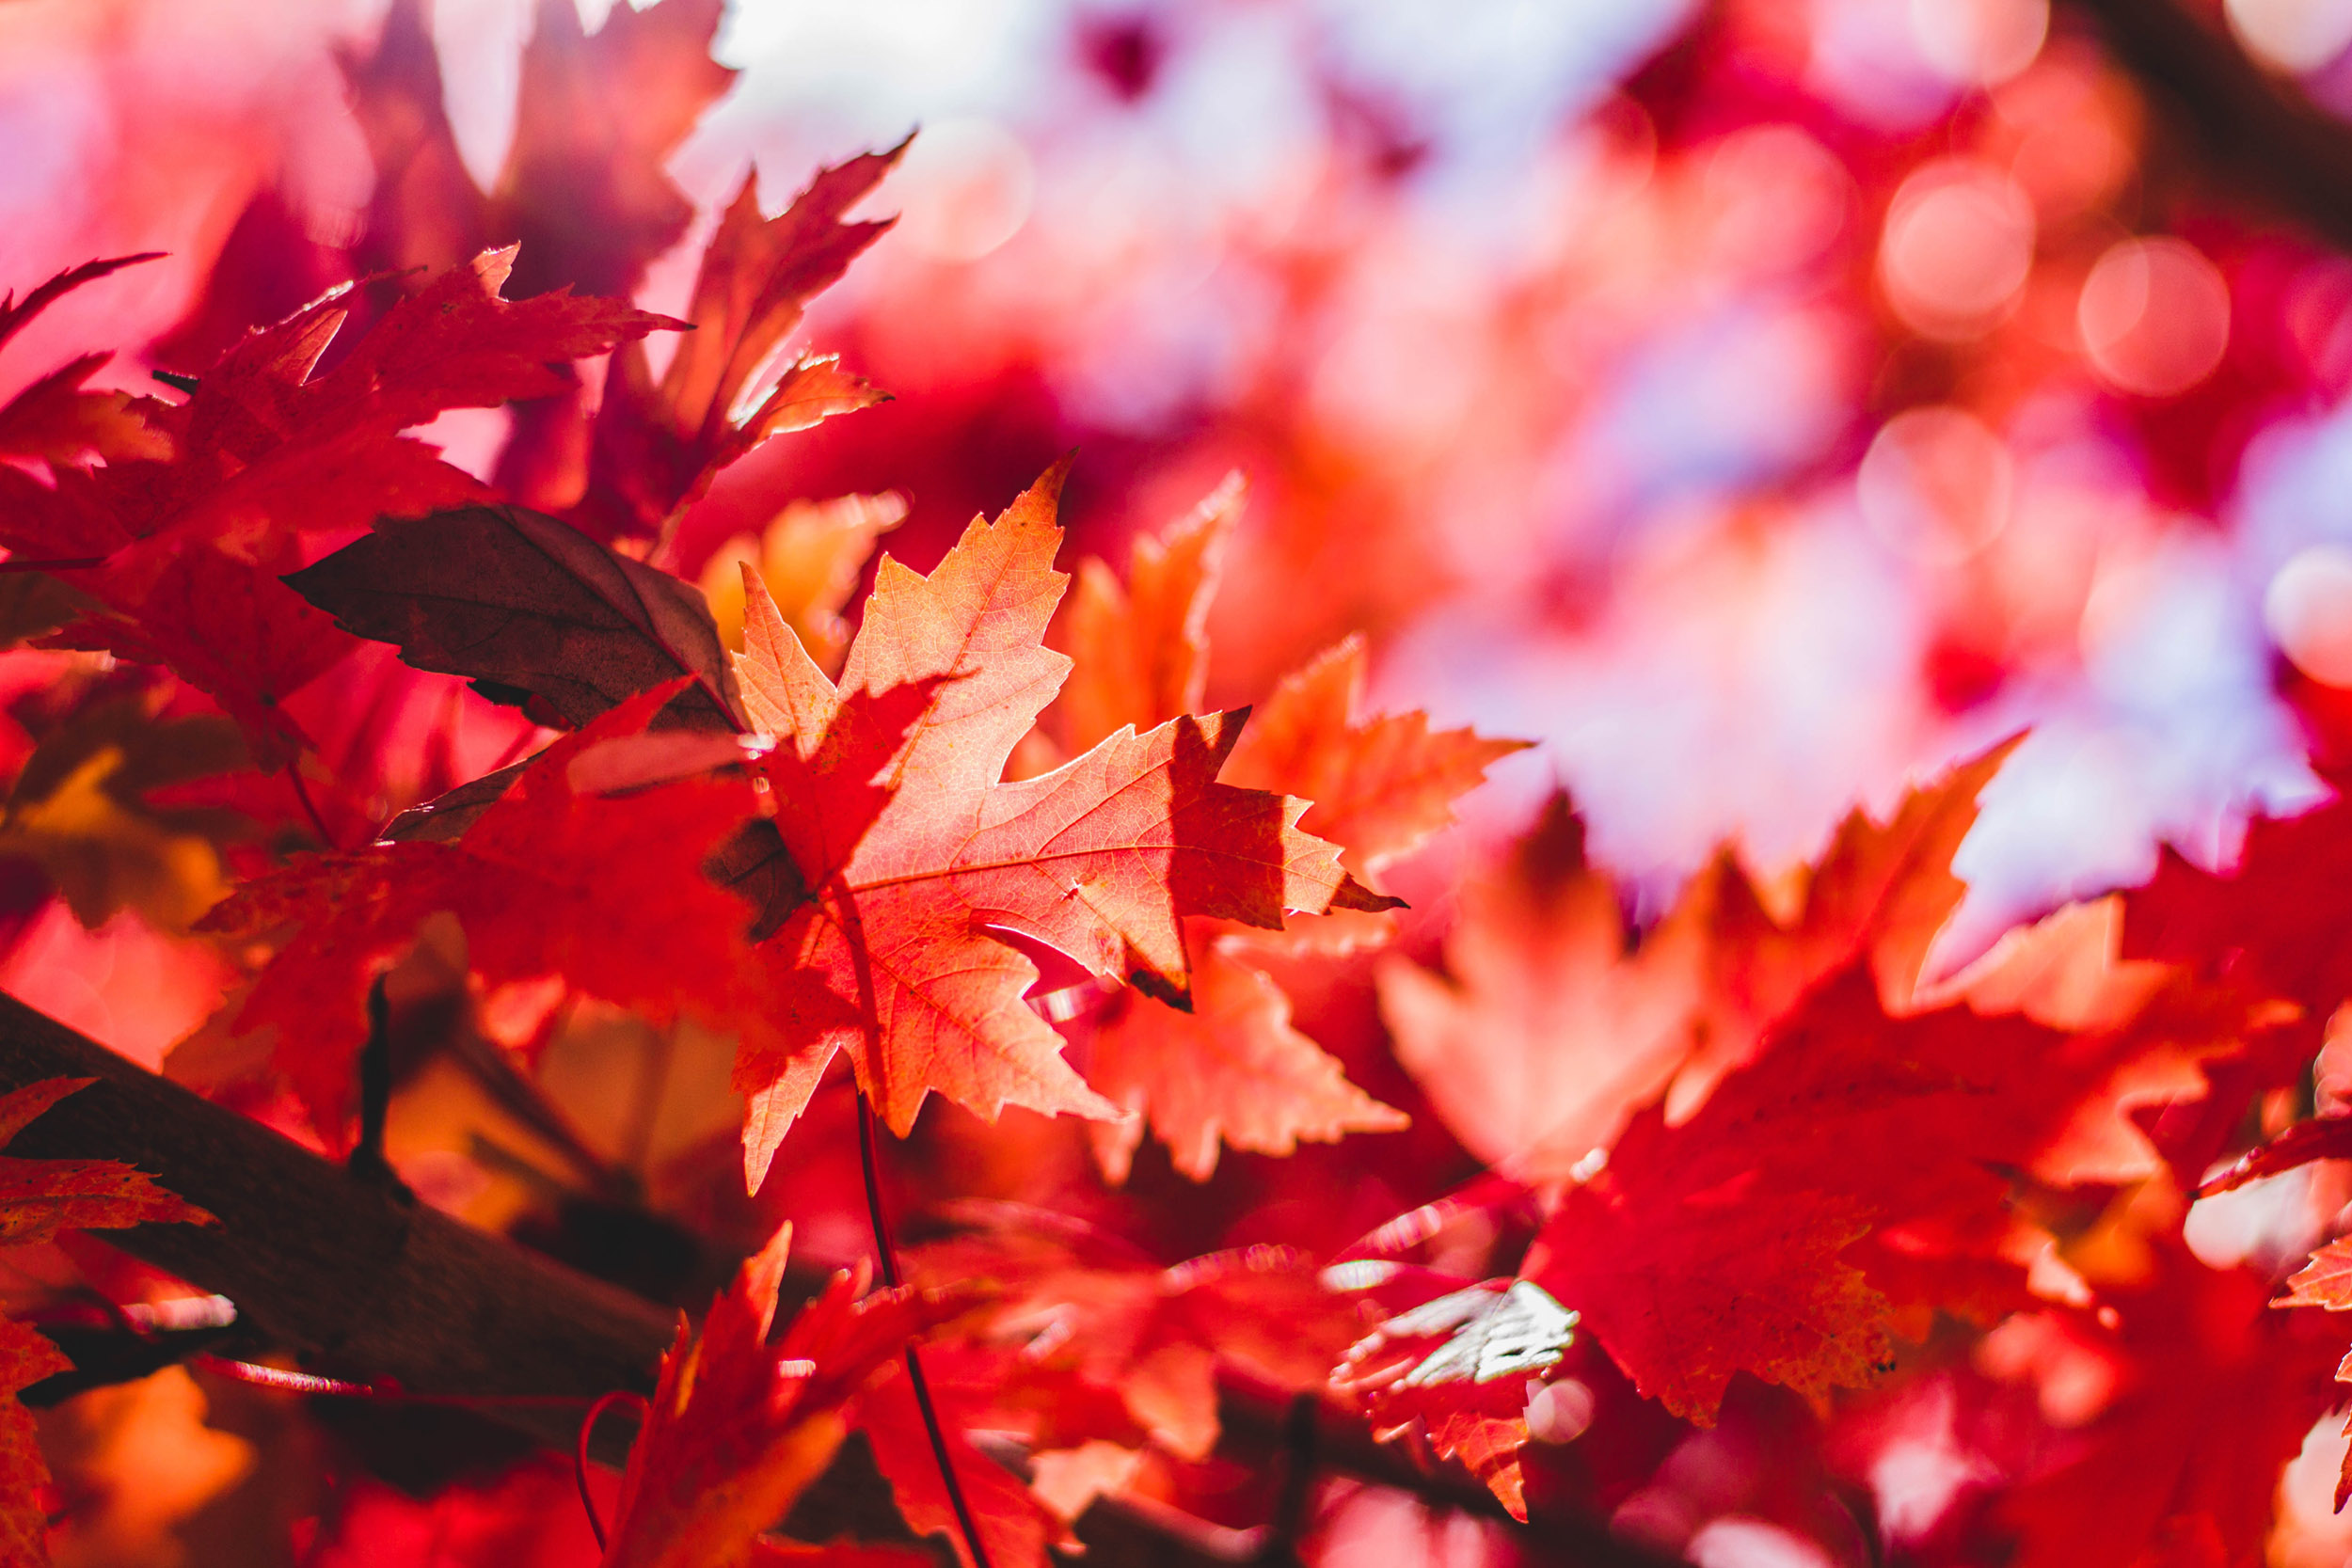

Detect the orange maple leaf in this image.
[1219,636,1531,879]
[1380,792,1708,1183]
[727,464,1392,1183]
[1086,943,1406,1181]
[1046,472,1239,762]
[0,1078,212,1568]
[1047,483,1517,1180]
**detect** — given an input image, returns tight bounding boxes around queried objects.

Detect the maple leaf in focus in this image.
[601,1223,966,1568]
[726,463,1392,1183]
[1332,1277,1581,1522]
[580,148,902,540]
[1043,481,1514,1180]
[0,1078,213,1568]
[199,682,768,1138]
[1522,967,2145,1426]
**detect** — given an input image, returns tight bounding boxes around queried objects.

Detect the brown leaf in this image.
[285,502,744,733]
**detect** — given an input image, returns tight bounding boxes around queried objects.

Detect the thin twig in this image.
[858,1090,998,1568]
[0,991,1690,1568]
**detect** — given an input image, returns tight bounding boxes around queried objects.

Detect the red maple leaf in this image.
[1995,1243,2340,1568]
[0,254,169,469]
[601,1223,968,1568]
[2123,784,2352,1022]
[580,147,902,540]
[726,463,1393,1183]
[200,682,769,1138]
[40,539,356,769]
[2,246,679,767]
[849,1353,1065,1568]
[1520,967,2148,1427]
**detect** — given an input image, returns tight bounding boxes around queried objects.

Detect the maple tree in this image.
[15,0,2352,1565]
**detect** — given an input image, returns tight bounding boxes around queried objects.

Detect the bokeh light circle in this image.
[2225,0,2352,73]
[890,118,1036,264]
[2076,236,2231,398]
[2265,543,2352,687]
[1857,405,2014,563]
[1909,0,2050,86]
[1879,159,2037,340]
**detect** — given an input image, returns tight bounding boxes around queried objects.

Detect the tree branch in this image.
[0,993,1682,1567]
[2058,0,2352,251]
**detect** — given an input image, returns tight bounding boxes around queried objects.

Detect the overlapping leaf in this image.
[0,255,169,469]
[1380,793,1709,1182]
[580,148,903,540]
[285,502,745,733]
[3,245,678,766]
[199,684,769,1137]
[1332,1277,1581,1521]
[907,1212,1366,1470]
[728,464,1392,1182]
[1045,484,1516,1180]
[1520,967,2144,1426]
[601,1224,966,1568]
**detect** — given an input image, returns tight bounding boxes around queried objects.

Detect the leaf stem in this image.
[286,768,337,849]
[855,1089,996,1568]
[575,1388,651,1551]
